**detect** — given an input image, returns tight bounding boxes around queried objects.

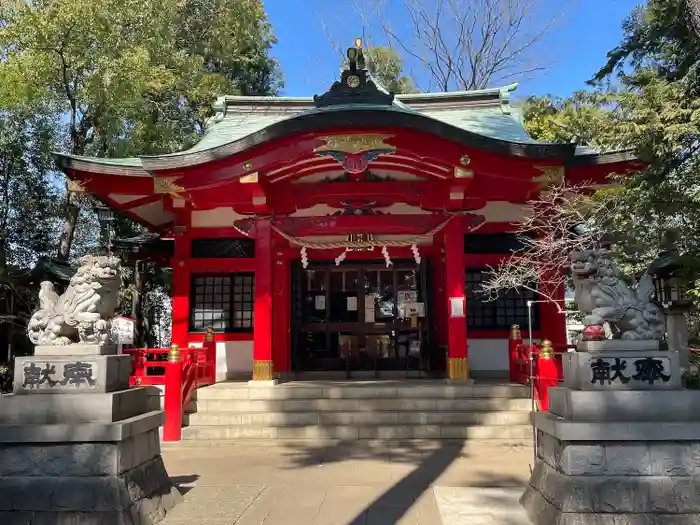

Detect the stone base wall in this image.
[1,349,182,524]
[521,431,700,525]
[0,455,180,525]
[0,429,182,525]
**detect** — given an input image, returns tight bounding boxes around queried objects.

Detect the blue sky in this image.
[265,0,643,99]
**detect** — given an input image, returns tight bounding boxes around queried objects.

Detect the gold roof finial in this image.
[347,37,366,70]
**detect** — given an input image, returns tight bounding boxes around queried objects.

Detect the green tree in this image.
[0,105,61,271]
[522,92,623,150]
[493,0,700,310]
[591,0,700,86]
[0,103,62,363]
[365,46,419,94]
[585,0,700,277]
[0,0,282,260]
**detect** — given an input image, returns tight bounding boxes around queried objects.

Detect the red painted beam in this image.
[69,170,155,195]
[277,181,440,205]
[123,194,162,210]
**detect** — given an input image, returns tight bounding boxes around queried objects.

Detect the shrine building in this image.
[53,42,640,382]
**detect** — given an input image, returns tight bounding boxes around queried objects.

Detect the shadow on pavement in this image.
[170,474,200,495]
[279,439,531,524]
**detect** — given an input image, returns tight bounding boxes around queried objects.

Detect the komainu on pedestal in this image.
[0,255,182,525]
[521,247,700,525]
[570,246,665,341]
[27,254,121,346]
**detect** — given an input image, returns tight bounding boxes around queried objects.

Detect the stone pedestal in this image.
[0,346,182,524]
[521,340,700,525]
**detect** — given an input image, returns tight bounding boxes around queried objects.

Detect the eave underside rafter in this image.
[60,127,641,234]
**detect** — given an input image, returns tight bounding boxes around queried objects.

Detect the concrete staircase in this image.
[182,381,534,442]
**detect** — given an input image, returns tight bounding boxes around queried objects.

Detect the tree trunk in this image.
[0,236,11,363]
[56,190,80,261]
[131,260,146,347]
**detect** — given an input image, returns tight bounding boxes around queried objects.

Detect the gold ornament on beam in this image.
[459,155,471,166]
[346,233,375,252]
[314,134,396,155]
[153,177,185,197]
[240,172,259,184]
[532,165,565,191]
[66,179,87,193]
[454,166,474,179]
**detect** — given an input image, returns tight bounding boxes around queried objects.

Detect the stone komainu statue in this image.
[27,255,121,346]
[570,246,666,340]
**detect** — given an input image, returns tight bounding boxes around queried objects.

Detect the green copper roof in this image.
[420,105,537,144]
[55,82,624,172]
[177,83,535,156]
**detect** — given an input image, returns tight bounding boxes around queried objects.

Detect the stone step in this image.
[163,438,535,449]
[186,397,533,413]
[193,383,529,401]
[180,424,534,441]
[184,410,532,427]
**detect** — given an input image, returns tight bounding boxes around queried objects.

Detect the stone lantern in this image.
[648,231,693,370]
[93,204,116,253]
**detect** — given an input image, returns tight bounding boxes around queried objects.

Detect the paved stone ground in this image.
[160,440,533,525]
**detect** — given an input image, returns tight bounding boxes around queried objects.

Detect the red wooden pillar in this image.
[272,235,290,373]
[539,278,567,348]
[252,219,274,381]
[433,234,448,348]
[171,230,191,351]
[444,219,469,380]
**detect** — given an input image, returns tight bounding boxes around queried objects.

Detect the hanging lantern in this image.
[301,247,309,269]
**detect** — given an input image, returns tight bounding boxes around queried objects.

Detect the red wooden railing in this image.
[125,328,216,441]
[508,324,574,412]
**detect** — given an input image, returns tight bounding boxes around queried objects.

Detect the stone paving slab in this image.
[159,441,533,525]
[433,487,531,525]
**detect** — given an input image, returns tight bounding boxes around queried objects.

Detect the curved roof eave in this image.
[52,153,149,176]
[567,149,639,166]
[55,105,577,174]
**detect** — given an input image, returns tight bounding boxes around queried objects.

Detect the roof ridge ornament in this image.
[313,37,395,108]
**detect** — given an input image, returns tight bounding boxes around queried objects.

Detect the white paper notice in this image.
[365,305,375,322]
[347,296,358,311]
[399,291,418,304]
[450,297,465,318]
[315,295,326,310]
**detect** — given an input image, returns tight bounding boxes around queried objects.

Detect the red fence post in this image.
[534,339,559,412]
[131,349,146,386]
[509,324,523,383]
[163,344,183,442]
[204,327,216,384]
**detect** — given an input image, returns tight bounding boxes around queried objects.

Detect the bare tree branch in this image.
[480,180,621,306]
[354,0,563,91]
